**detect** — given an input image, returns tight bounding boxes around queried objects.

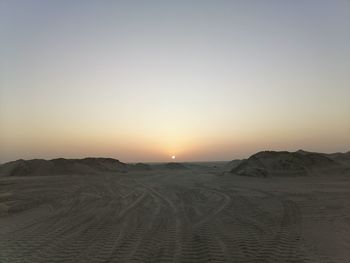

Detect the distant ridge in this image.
[231,150,347,177]
[165,162,188,170]
[0,158,128,177]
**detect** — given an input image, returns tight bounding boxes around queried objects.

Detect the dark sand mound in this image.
[231,150,340,177]
[0,158,127,177]
[165,162,188,170]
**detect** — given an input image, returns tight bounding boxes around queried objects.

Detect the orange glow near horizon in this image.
[1,1,350,163]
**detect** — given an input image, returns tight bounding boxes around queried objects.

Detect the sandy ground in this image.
[0,165,349,263]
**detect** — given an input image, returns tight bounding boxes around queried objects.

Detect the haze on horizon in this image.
[1,0,350,163]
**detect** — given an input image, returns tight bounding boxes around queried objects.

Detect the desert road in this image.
[1,167,350,263]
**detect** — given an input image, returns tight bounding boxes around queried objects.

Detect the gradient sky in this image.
[1,0,350,163]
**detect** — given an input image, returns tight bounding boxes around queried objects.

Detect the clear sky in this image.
[1,0,350,163]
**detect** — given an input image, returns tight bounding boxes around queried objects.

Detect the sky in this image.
[1,0,350,163]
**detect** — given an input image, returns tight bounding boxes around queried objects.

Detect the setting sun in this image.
[1,1,350,262]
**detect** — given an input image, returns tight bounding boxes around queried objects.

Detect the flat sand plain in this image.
[1,165,349,262]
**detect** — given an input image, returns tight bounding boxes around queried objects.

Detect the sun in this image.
[171,155,176,160]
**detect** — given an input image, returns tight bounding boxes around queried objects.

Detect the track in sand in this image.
[1,168,350,262]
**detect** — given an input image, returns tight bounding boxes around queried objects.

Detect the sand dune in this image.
[0,157,128,177]
[231,150,349,177]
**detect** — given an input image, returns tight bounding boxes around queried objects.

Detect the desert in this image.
[1,150,350,262]
[1,1,350,262]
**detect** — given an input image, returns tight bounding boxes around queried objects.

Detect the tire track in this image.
[124,178,181,262]
[193,187,231,228]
